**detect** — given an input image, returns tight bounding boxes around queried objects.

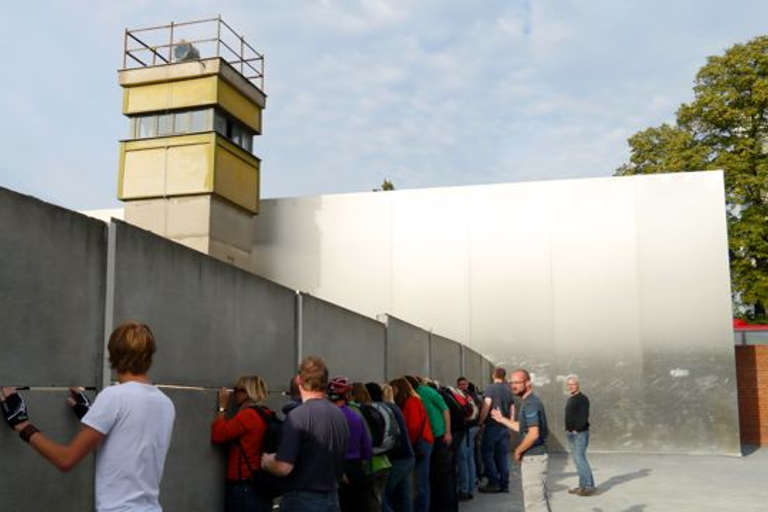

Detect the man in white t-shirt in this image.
[1,322,176,512]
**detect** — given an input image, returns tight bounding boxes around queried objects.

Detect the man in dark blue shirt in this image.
[492,368,551,512]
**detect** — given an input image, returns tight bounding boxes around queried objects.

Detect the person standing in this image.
[455,377,479,501]
[211,375,274,512]
[478,367,514,494]
[261,356,349,512]
[492,368,551,512]
[367,382,415,512]
[327,376,373,512]
[390,377,433,512]
[1,322,176,512]
[405,376,456,512]
[565,374,596,496]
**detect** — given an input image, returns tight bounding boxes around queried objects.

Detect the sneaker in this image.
[568,487,583,495]
[479,483,502,493]
[576,487,596,496]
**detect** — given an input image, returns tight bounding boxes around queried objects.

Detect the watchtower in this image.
[117,17,265,269]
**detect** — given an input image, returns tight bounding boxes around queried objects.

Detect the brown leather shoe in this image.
[568,487,582,494]
[576,487,596,496]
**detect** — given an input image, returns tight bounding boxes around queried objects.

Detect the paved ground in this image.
[460,446,768,512]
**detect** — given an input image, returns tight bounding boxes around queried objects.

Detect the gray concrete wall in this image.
[462,347,487,388]
[0,187,106,388]
[112,220,297,390]
[431,334,462,386]
[299,293,386,383]
[385,315,430,380]
[0,188,105,510]
[0,185,485,511]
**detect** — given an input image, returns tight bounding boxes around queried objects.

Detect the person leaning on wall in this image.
[0,322,176,512]
[211,375,274,512]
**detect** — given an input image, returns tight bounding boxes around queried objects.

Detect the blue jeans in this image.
[481,424,509,489]
[225,481,273,512]
[279,489,340,512]
[456,426,478,494]
[413,440,433,512]
[567,431,594,489]
[383,457,414,512]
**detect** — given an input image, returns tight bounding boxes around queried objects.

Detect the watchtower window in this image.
[128,108,254,154]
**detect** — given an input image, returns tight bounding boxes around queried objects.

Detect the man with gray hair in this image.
[492,368,550,512]
[565,374,595,496]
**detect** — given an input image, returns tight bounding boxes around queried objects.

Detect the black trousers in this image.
[429,435,458,512]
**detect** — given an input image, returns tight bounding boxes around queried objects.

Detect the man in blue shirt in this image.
[491,368,551,512]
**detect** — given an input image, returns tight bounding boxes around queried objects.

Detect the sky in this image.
[2,1,768,210]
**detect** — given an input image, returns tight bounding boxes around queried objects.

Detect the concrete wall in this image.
[0,185,485,510]
[250,172,740,455]
[299,293,386,383]
[0,188,104,510]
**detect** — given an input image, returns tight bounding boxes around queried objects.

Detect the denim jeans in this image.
[456,426,478,494]
[225,481,273,512]
[481,424,510,489]
[383,457,414,512]
[279,489,341,512]
[567,430,595,489]
[413,440,433,512]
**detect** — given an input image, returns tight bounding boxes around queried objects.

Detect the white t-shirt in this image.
[82,381,176,512]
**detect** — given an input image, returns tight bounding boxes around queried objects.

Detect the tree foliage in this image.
[616,36,768,320]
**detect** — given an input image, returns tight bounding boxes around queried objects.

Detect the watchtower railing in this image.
[122,16,265,90]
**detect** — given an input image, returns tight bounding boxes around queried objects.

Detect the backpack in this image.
[251,405,283,455]
[369,402,401,454]
[354,402,386,448]
[438,386,467,432]
[448,386,479,425]
[238,405,285,499]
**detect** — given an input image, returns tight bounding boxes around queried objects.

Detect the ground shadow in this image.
[590,505,647,512]
[741,444,760,457]
[597,468,651,493]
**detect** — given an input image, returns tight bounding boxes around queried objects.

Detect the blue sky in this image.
[2,1,768,210]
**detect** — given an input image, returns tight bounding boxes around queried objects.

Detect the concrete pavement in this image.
[460,447,768,511]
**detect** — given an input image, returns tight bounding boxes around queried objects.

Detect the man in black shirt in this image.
[565,375,595,496]
[262,356,349,512]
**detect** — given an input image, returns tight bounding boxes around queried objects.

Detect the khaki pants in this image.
[521,454,551,512]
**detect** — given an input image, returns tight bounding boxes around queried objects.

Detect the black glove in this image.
[1,392,29,429]
[69,388,91,420]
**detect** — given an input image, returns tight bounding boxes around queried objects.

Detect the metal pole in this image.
[240,36,245,75]
[216,15,222,58]
[169,21,175,63]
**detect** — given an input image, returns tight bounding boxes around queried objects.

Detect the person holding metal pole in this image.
[1,322,176,512]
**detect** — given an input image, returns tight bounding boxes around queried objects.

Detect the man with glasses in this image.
[492,368,551,512]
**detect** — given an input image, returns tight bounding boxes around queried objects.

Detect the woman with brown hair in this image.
[390,377,433,512]
[211,375,274,512]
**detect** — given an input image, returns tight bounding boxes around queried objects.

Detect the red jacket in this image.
[401,396,434,445]
[211,407,267,481]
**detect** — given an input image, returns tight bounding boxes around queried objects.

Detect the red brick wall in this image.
[735,346,768,445]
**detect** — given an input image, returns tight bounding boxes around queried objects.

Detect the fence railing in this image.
[122,16,265,90]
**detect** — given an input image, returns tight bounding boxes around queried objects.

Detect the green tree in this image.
[616,36,768,320]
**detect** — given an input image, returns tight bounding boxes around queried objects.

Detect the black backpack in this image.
[251,405,283,454]
[354,402,386,448]
[438,386,467,433]
[237,405,285,499]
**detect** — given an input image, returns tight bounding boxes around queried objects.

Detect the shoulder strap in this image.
[236,440,256,480]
